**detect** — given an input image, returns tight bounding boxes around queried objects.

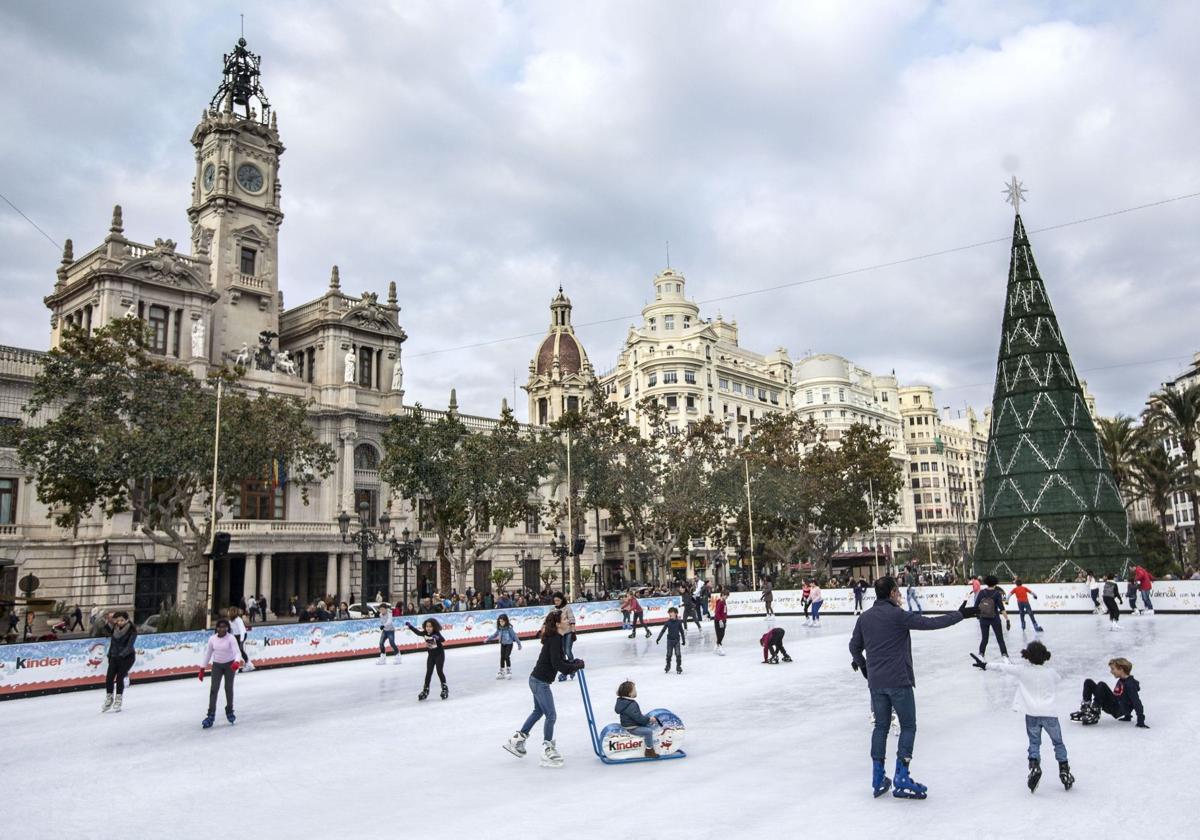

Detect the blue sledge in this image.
[577,670,688,764]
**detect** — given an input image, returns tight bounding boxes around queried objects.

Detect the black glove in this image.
[1005,618,1011,631]
[655,638,660,644]
[851,661,868,680]
[970,653,987,670]
[958,601,980,619]
[574,659,585,670]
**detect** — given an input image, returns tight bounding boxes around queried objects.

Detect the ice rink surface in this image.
[7,612,1197,840]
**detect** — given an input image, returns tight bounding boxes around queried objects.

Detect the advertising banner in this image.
[0,596,680,699]
[723,581,1200,617]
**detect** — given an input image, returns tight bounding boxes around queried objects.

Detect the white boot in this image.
[392,653,402,664]
[100,693,114,713]
[718,646,726,656]
[377,653,387,665]
[540,739,564,768]
[112,695,123,712]
[505,667,512,679]
[496,668,506,680]
[1110,623,1121,632]
[503,731,528,758]
[243,660,255,672]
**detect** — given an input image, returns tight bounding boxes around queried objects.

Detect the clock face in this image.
[236,163,264,193]
[202,163,215,191]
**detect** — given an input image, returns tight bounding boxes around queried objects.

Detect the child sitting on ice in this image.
[615,680,660,758]
[1070,657,1147,728]
[971,640,1074,792]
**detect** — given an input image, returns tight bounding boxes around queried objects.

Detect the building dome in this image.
[536,331,584,375]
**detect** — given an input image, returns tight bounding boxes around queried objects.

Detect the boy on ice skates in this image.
[656,606,686,673]
[971,640,1073,792]
[1070,657,1147,728]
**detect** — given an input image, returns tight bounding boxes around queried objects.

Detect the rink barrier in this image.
[723,580,1200,617]
[0,597,682,700]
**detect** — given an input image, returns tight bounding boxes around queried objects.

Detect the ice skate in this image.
[505,667,512,679]
[1001,655,1012,664]
[1058,760,1074,790]
[418,687,429,701]
[665,663,671,673]
[392,653,402,664]
[539,740,563,768]
[782,654,793,663]
[377,653,387,665]
[225,711,235,724]
[644,630,651,638]
[243,660,255,672]
[201,714,215,729]
[100,693,114,713]
[503,731,528,758]
[717,647,725,656]
[496,669,506,680]
[440,683,448,700]
[892,759,927,799]
[112,695,123,712]
[872,760,891,798]
[1109,623,1121,632]
[676,665,682,674]
[1027,758,1042,793]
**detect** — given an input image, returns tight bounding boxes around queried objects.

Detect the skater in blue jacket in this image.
[616,680,660,758]
[486,613,522,680]
[849,576,978,800]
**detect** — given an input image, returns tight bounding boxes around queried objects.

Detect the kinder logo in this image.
[15,656,63,669]
[606,738,642,752]
[264,637,294,647]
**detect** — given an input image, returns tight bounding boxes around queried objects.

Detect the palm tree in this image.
[1129,444,1187,533]
[1096,414,1140,503]
[1144,383,1200,563]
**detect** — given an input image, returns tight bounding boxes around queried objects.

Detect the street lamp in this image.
[550,532,569,593]
[388,526,422,615]
[98,540,111,580]
[338,500,392,612]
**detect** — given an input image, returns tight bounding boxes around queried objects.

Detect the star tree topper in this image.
[1003,176,1028,216]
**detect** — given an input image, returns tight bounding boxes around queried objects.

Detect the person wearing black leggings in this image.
[405,619,447,701]
[975,576,1009,660]
[713,591,728,655]
[100,611,138,712]
[760,627,791,663]
[1101,575,1121,629]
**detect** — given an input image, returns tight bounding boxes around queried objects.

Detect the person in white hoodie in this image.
[378,607,400,664]
[970,640,1074,793]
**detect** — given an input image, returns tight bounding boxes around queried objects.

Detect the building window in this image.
[684,370,696,384]
[567,396,579,413]
[358,347,373,388]
[758,388,767,401]
[0,477,16,524]
[686,395,696,410]
[882,392,889,402]
[624,384,631,398]
[664,315,675,330]
[146,305,169,354]
[240,247,256,275]
[821,388,830,403]
[838,388,845,401]
[719,378,730,390]
[418,499,436,532]
[911,478,920,489]
[525,509,540,534]
[354,444,379,470]
[824,410,832,419]
[663,371,678,384]
[770,391,779,404]
[649,317,656,331]
[666,395,678,409]
[683,316,691,329]
[236,480,285,520]
[648,373,657,387]
[733,383,742,394]
[806,389,813,404]
[705,345,711,359]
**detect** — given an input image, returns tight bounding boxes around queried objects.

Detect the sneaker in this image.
[503,731,528,758]
[540,740,564,768]
[100,693,114,713]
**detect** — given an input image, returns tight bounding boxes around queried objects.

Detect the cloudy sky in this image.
[1,0,1197,421]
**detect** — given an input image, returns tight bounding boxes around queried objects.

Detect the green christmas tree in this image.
[974,181,1134,580]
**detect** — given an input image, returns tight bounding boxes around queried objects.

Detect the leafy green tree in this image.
[381,404,547,594]
[1144,383,1200,564]
[13,319,336,610]
[1129,443,1187,534]
[1097,414,1141,503]
[1131,520,1177,577]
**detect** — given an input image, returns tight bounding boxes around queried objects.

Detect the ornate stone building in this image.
[525,288,594,425]
[0,38,547,621]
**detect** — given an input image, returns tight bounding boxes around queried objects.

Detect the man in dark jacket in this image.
[849,576,977,800]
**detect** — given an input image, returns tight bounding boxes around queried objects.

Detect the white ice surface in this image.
[7,613,1197,840]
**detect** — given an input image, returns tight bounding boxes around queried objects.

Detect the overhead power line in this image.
[0,190,61,251]
[409,189,1200,359]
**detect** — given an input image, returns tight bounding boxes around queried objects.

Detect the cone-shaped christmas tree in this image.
[974,184,1134,579]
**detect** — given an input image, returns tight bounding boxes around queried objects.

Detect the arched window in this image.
[354,443,380,470]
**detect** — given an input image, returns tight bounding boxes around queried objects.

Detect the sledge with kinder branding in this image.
[721,581,1200,616]
[578,670,688,765]
[0,597,680,699]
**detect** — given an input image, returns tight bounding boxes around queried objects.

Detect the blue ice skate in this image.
[201,714,215,729]
[226,711,236,725]
[872,760,891,798]
[892,759,927,799]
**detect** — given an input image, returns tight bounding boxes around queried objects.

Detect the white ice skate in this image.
[505,667,512,679]
[112,695,123,712]
[1002,655,1013,664]
[503,731,528,758]
[496,669,506,680]
[717,647,726,656]
[243,660,255,672]
[392,653,402,664]
[377,654,387,665]
[540,740,564,768]
[100,693,113,713]
[1109,623,1121,632]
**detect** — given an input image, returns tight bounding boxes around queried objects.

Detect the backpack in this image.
[977,591,997,620]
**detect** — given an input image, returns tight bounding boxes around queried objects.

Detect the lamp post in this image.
[98,540,111,580]
[388,527,422,615]
[338,500,391,612]
[549,532,569,594]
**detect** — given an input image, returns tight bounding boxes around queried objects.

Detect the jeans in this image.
[379,629,398,654]
[1140,590,1153,610]
[854,593,863,612]
[1089,588,1100,608]
[906,588,922,613]
[629,725,656,751]
[811,600,823,621]
[870,687,916,762]
[1025,715,1068,761]
[521,676,556,741]
[978,616,1008,656]
[665,638,682,669]
[699,599,711,619]
[1017,602,1041,630]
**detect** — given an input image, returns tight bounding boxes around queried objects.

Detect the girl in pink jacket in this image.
[199,618,242,728]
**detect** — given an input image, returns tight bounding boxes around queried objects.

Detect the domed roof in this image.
[536,331,584,375]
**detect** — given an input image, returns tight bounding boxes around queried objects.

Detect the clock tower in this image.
[188,37,285,364]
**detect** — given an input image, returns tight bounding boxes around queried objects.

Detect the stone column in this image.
[244,554,258,602]
[338,553,350,606]
[338,430,358,515]
[260,554,273,617]
[325,552,338,601]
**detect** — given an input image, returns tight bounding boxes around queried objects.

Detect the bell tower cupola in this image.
[188,37,286,364]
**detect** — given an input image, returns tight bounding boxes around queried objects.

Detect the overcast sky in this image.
[2,0,1197,421]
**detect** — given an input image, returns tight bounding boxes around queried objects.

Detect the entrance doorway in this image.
[417,560,437,599]
[473,559,492,594]
[363,559,389,602]
[522,556,540,593]
[134,562,178,624]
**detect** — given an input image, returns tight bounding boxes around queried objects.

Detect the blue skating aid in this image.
[577,671,687,765]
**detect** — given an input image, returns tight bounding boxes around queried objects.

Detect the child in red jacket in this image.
[761,627,791,664]
[713,591,728,656]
